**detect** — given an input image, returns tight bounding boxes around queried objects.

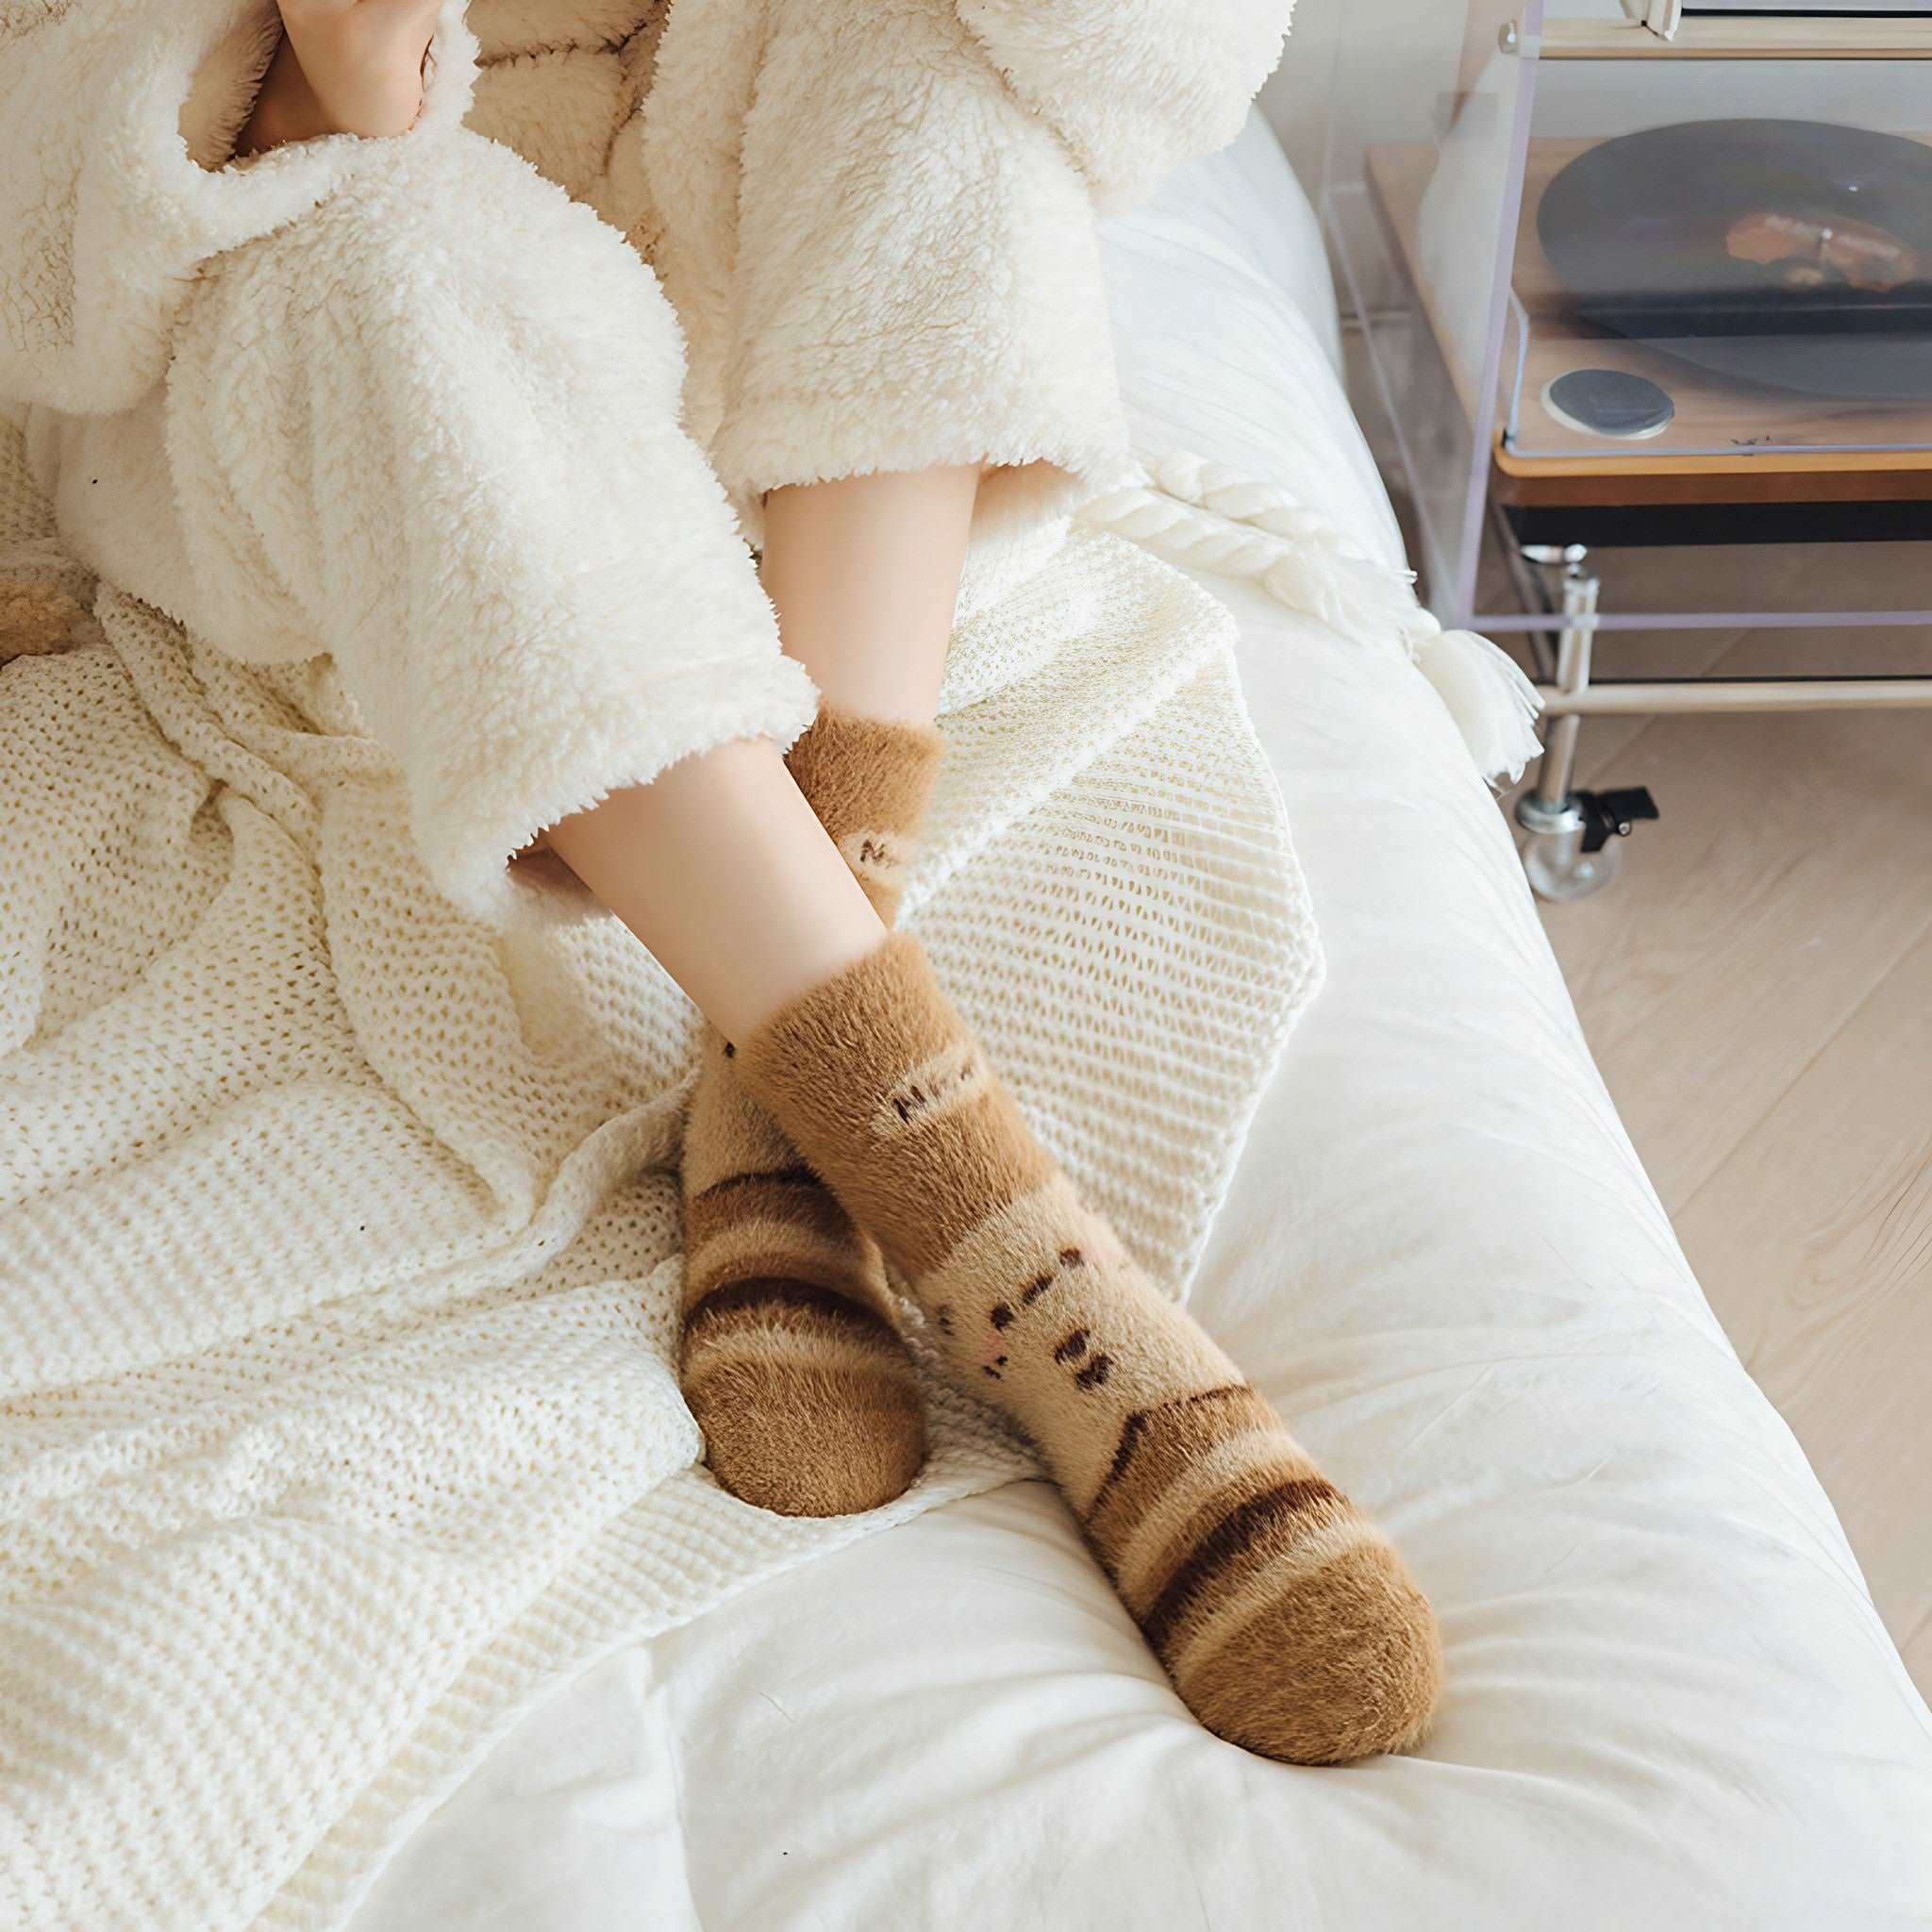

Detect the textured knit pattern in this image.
[0,391,1320,1926]
[740,935,1441,1764]
[678,711,943,1517]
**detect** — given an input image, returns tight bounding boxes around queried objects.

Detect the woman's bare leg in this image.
[540,460,983,1023]
[541,737,882,1042]
[760,465,981,724]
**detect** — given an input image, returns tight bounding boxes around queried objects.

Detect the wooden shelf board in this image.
[1491,435,1932,508]
[1541,18,1932,61]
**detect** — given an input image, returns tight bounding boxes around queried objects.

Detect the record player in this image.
[1322,0,1932,898]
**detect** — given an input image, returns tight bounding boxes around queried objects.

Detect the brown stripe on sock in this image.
[1167,1513,1387,1692]
[1125,1464,1342,1616]
[1140,1478,1349,1660]
[1084,1384,1271,1547]
[685,1168,855,1257]
[683,1275,901,1346]
[684,1323,919,1400]
[693,1161,820,1201]
[1105,1429,1312,1604]
[682,1227,889,1320]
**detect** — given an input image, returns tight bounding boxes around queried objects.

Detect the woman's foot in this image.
[738,934,1442,1763]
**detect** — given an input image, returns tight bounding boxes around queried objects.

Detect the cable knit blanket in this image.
[0,399,1329,1927]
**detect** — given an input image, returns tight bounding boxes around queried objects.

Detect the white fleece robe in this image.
[2,0,1293,923]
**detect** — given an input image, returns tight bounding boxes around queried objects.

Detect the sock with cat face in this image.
[737,933,1442,1763]
[678,709,941,1516]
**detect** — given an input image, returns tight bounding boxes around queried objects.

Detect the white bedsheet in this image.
[351,117,1932,1931]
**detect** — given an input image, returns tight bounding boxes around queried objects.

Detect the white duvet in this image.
[353,118,1932,1931]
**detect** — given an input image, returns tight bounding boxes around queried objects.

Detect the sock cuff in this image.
[787,708,944,920]
[739,932,1057,1280]
[739,933,954,1137]
[785,706,942,842]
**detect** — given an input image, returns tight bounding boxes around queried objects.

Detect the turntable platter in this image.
[1537,119,1932,402]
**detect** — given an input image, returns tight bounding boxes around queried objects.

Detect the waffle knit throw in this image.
[0,403,1322,1926]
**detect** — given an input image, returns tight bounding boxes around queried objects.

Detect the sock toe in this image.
[687,1337,927,1517]
[1174,1538,1442,1765]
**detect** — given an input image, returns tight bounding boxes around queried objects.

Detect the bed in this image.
[349,114,1932,1930]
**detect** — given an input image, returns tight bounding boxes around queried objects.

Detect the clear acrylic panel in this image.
[1321,0,1541,625]
[1506,29,1932,463]
[1324,0,1932,634]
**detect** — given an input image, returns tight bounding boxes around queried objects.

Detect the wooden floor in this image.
[1485,533,1932,1697]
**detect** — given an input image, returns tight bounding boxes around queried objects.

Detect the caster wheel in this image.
[1515,786,1657,902]
[1524,830,1621,901]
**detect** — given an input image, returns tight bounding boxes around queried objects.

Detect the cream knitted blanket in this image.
[0,403,1327,1927]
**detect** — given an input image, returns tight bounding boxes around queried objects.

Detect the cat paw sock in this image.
[677,709,942,1515]
[737,933,1443,1762]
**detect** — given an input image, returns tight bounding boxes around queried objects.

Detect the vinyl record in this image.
[1538,119,1932,401]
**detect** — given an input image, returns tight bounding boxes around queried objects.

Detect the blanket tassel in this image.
[1080,454,1545,789]
[1409,622,1544,788]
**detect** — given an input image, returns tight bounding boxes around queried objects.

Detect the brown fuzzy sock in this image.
[678,709,942,1516]
[738,934,1442,1764]
[784,708,940,924]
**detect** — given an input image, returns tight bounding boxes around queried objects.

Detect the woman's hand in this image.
[240,0,445,155]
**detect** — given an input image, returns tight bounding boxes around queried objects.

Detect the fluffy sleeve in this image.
[954,0,1295,211]
[0,0,476,416]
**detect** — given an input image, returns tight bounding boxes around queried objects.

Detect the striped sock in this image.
[677,710,942,1516]
[738,934,1442,1762]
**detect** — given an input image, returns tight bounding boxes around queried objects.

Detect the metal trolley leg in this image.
[1498,538,1932,903]
[1513,544,1620,900]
